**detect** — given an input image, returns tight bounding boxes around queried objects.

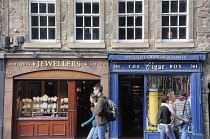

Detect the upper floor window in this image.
[75,0,100,42]
[30,0,56,42]
[118,0,143,42]
[161,0,187,41]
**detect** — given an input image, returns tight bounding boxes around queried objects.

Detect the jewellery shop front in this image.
[108,54,205,139]
[3,55,108,139]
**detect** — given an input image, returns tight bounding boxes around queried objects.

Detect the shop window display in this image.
[16,80,68,119]
[146,75,191,131]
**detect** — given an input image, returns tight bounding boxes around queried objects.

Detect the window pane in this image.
[76,28,83,40]
[171,28,177,39]
[40,3,46,13]
[179,27,186,39]
[119,2,125,13]
[32,16,38,26]
[84,3,91,14]
[32,28,38,39]
[135,28,142,39]
[48,16,55,26]
[162,28,169,39]
[93,3,99,13]
[127,2,134,13]
[162,16,169,26]
[31,3,38,13]
[127,17,134,26]
[84,28,91,40]
[48,4,55,13]
[40,16,47,26]
[93,17,99,27]
[171,1,178,13]
[119,28,125,39]
[49,28,55,39]
[76,17,83,27]
[127,28,134,39]
[76,3,83,14]
[40,28,47,39]
[171,16,178,26]
[135,16,142,26]
[84,17,91,27]
[179,16,186,26]
[180,1,186,12]
[93,28,99,40]
[119,17,125,26]
[162,1,169,13]
[135,1,142,13]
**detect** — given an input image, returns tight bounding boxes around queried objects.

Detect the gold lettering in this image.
[53,61,58,67]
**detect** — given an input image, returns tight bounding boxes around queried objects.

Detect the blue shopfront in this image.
[108,54,205,139]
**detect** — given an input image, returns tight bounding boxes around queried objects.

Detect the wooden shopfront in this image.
[4,56,108,139]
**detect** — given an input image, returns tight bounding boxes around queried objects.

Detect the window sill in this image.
[68,43,105,48]
[111,42,149,48]
[156,42,194,48]
[23,43,61,49]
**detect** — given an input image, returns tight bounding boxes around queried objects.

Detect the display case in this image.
[18,95,68,119]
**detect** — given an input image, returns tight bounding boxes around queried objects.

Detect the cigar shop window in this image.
[146,75,190,131]
[16,80,68,119]
[161,0,188,41]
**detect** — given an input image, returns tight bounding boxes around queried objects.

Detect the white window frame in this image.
[161,0,189,42]
[117,0,144,43]
[29,0,56,42]
[74,0,100,43]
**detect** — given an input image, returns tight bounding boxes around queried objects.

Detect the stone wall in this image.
[0,0,210,138]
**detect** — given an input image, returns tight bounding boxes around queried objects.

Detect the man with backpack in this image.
[91,83,109,139]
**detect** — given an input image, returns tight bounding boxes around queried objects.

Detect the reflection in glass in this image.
[179,28,186,39]
[119,28,125,39]
[162,1,169,13]
[39,3,46,13]
[119,2,125,13]
[171,1,178,13]
[40,28,47,39]
[127,2,134,13]
[127,28,134,39]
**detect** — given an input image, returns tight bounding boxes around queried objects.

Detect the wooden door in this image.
[67,81,77,137]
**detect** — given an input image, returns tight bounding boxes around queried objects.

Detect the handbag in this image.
[175,100,187,126]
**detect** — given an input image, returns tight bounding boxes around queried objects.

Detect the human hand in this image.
[165,128,169,134]
[183,119,189,123]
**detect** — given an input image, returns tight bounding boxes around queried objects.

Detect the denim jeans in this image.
[87,127,98,139]
[93,122,109,139]
[158,124,176,139]
[180,123,189,139]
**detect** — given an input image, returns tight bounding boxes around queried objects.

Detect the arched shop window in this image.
[146,75,191,131]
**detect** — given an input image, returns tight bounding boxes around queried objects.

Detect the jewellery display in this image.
[18,94,68,118]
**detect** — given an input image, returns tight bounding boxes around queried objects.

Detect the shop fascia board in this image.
[4,53,108,59]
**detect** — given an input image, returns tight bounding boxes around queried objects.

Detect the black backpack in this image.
[157,106,163,124]
[101,97,118,121]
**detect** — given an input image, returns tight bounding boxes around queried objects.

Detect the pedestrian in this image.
[158,95,176,139]
[81,94,98,139]
[174,90,191,139]
[166,92,189,139]
[91,83,109,139]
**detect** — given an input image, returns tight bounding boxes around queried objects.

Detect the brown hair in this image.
[179,90,186,96]
[159,95,169,103]
[94,83,103,93]
[167,93,175,101]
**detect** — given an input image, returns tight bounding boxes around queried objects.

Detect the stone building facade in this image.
[0,0,210,139]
